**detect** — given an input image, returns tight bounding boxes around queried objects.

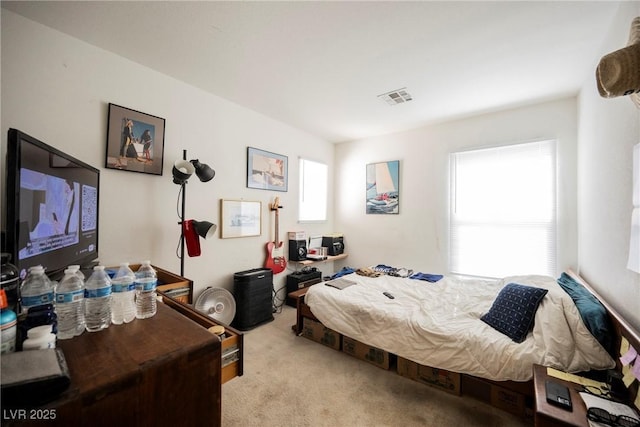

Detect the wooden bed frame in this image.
[566,269,640,400]
[291,269,640,416]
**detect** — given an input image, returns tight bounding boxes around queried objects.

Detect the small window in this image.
[299,158,327,222]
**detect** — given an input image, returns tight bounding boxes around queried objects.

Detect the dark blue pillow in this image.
[557,273,612,353]
[481,283,548,343]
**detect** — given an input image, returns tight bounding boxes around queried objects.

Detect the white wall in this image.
[577,2,640,332]
[1,10,336,300]
[335,98,579,276]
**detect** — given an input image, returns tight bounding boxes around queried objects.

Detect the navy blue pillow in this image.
[556,273,612,353]
[481,283,548,343]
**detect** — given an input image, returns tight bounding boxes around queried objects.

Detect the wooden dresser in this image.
[5,303,221,426]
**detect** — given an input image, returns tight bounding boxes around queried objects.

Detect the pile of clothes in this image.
[331,265,443,282]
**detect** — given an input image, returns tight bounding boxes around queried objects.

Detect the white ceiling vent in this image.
[378,88,413,106]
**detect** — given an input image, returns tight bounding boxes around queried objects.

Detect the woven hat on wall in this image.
[596,16,640,108]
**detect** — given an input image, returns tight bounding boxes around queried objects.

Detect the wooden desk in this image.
[5,303,221,426]
[533,364,587,427]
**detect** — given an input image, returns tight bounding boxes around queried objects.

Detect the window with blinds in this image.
[449,140,557,278]
[298,158,328,222]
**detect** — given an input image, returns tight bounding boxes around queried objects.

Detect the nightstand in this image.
[533,364,588,427]
[289,285,318,335]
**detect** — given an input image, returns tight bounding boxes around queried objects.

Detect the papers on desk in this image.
[550,337,640,414]
[579,392,640,427]
[546,367,607,389]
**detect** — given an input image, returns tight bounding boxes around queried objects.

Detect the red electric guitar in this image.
[265,197,287,274]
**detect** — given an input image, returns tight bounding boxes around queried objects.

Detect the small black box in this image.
[286,270,322,306]
[322,235,344,256]
[288,239,307,261]
[545,380,572,410]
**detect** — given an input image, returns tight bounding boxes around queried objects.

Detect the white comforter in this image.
[305,273,614,381]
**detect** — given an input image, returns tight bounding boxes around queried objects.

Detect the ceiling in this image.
[1,1,623,143]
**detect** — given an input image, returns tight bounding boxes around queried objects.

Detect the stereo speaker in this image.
[288,239,307,261]
[322,235,344,256]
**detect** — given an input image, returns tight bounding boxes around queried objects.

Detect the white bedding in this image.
[305,273,614,382]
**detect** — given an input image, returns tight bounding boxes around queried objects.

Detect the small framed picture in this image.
[247,147,288,192]
[105,103,165,175]
[366,160,400,214]
[220,199,262,238]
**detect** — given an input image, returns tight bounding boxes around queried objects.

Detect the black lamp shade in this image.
[173,159,195,184]
[183,220,216,258]
[192,220,217,239]
[190,159,215,182]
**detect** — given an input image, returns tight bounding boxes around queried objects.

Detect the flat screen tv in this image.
[5,128,100,279]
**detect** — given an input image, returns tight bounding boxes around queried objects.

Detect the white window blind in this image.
[449,140,557,278]
[298,158,327,222]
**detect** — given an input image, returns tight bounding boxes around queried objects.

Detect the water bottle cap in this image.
[142,260,151,265]
[68,265,80,271]
[29,265,45,273]
[94,265,105,271]
[27,324,53,338]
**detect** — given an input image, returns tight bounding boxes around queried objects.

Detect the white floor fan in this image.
[194,287,236,325]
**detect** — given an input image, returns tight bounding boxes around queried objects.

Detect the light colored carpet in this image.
[221,306,533,427]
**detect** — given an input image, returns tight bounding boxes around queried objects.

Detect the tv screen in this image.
[5,129,100,278]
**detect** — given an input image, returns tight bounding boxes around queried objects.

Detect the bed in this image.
[301,270,616,382]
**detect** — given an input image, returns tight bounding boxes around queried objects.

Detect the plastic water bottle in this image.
[84,266,112,332]
[111,263,136,325]
[20,265,55,315]
[0,289,17,354]
[55,267,85,339]
[67,265,86,282]
[135,261,157,319]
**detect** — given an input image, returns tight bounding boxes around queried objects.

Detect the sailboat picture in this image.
[366,160,399,214]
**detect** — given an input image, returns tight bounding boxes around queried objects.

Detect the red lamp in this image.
[183,220,217,257]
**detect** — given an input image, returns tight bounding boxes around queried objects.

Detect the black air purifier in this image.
[231,268,274,330]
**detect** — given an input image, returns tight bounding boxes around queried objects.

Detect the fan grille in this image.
[194,287,236,325]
